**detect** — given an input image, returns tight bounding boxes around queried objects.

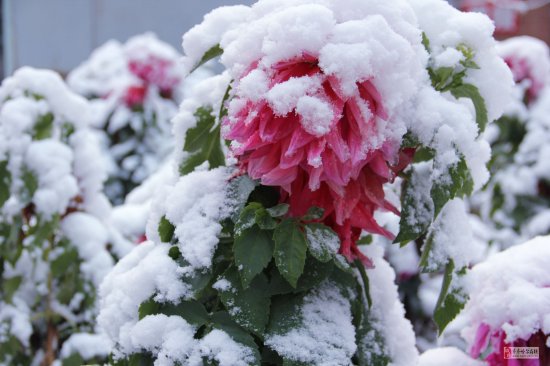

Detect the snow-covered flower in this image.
[223,53,416,264]
[497,36,550,104]
[67,33,194,204]
[462,236,550,365]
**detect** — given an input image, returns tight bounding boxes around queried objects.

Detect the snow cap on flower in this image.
[497,36,550,103]
[461,236,550,364]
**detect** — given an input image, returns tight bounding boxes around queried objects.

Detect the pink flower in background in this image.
[504,56,545,104]
[128,55,180,95]
[123,85,147,108]
[471,323,550,366]
[123,55,179,108]
[497,36,550,104]
[224,54,414,265]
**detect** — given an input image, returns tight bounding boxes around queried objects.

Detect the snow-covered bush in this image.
[99,0,512,364]
[470,37,550,249]
[0,68,113,365]
[67,33,188,204]
[462,236,550,365]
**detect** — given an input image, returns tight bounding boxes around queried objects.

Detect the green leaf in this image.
[33,113,54,140]
[353,260,372,308]
[429,67,454,91]
[190,44,223,73]
[394,167,433,245]
[450,83,488,133]
[21,168,38,203]
[433,260,467,334]
[61,352,84,366]
[33,215,59,247]
[235,202,263,235]
[158,215,175,243]
[51,248,79,278]
[216,266,271,335]
[354,309,390,366]
[333,254,354,274]
[0,218,23,265]
[304,223,339,263]
[0,161,11,207]
[401,132,420,149]
[269,257,334,296]
[2,276,22,303]
[302,206,324,221]
[227,175,258,222]
[273,219,308,287]
[219,83,232,122]
[173,252,213,297]
[431,156,474,218]
[210,311,261,365]
[138,298,209,327]
[255,208,277,230]
[266,203,289,218]
[168,245,180,260]
[421,32,431,52]
[418,231,435,272]
[356,235,373,246]
[179,106,225,175]
[234,225,274,288]
[266,293,306,335]
[182,269,213,298]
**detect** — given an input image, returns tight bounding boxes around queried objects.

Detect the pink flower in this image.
[471,323,550,366]
[128,55,180,96]
[504,57,543,103]
[124,85,147,108]
[224,54,414,265]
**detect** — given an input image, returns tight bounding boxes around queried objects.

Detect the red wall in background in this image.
[511,3,550,44]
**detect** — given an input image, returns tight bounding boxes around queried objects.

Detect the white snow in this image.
[199,329,257,366]
[424,199,483,271]
[265,281,357,365]
[462,236,550,345]
[419,347,484,366]
[361,244,419,366]
[25,141,79,218]
[98,242,188,357]
[60,333,112,360]
[60,212,114,286]
[146,167,230,270]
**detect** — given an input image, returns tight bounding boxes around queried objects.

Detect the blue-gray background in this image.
[2,0,256,77]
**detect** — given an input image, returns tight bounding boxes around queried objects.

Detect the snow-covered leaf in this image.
[234,225,274,288]
[227,175,257,222]
[179,106,225,175]
[190,44,223,73]
[266,204,289,218]
[158,215,175,243]
[216,266,271,335]
[305,223,339,263]
[33,113,54,140]
[138,298,209,328]
[0,161,10,207]
[210,311,261,365]
[302,206,324,221]
[433,260,466,334]
[273,219,308,288]
[431,157,474,218]
[269,257,334,296]
[2,276,22,303]
[395,164,433,245]
[450,84,488,133]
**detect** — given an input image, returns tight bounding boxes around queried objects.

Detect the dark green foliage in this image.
[179,106,225,175]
